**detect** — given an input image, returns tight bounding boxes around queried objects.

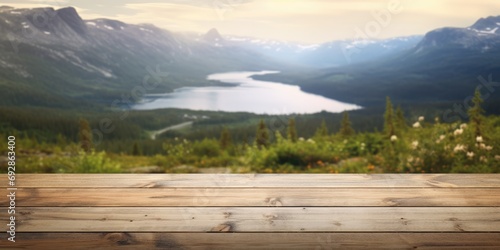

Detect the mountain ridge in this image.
[262,15,500,111]
[0,6,289,108]
[1,6,499,114]
[415,15,500,52]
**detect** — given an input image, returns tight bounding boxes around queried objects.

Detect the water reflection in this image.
[132,71,361,115]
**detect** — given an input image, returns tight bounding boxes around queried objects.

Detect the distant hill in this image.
[275,16,500,111]
[0,7,285,108]
[207,34,422,68]
[1,6,499,114]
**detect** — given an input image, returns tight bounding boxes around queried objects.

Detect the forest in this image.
[1,89,499,174]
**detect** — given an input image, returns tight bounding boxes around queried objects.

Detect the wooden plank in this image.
[1,233,500,249]
[6,174,500,188]
[4,188,500,207]
[6,207,500,232]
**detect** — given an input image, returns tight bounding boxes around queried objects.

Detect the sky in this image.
[3,0,499,44]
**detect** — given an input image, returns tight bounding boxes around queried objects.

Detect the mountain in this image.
[0,7,286,108]
[271,16,500,111]
[415,16,500,52]
[2,6,499,115]
[298,36,423,67]
[204,33,422,67]
[202,28,224,44]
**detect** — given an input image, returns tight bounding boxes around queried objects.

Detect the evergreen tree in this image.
[315,119,329,138]
[287,118,298,142]
[219,127,232,150]
[395,105,407,133]
[256,119,269,149]
[79,118,93,153]
[132,142,141,156]
[468,88,485,137]
[384,97,395,138]
[275,130,284,144]
[339,112,355,137]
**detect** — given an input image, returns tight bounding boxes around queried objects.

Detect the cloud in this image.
[99,3,222,31]
[3,0,500,43]
[1,0,67,7]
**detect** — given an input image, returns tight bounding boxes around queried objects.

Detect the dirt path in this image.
[150,121,193,140]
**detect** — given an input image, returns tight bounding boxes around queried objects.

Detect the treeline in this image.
[3,95,494,158]
[3,89,499,174]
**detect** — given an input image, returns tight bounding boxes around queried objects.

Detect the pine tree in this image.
[275,130,284,145]
[287,118,298,142]
[219,127,232,150]
[468,88,485,137]
[256,119,269,149]
[339,112,355,137]
[395,105,407,133]
[315,119,329,138]
[79,118,93,153]
[384,97,395,138]
[132,142,141,156]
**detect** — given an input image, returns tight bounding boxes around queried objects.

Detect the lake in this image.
[132,71,361,115]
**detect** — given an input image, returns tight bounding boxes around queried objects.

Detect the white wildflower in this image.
[453,129,463,136]
[412,122,421,128]
[436,135,446,144]
[486,145,493,151]
[299,137,305,141]
[453,144,466,152]
[407,156,414,163]
[476,136,483,143]
[460,123,468,129]
[466,151,474,158]
[480,156,487,162]
[495,155,500,161]
[390,135,398,142]
[307,139,315,144]
[418,116,424,122]
[411,141,419,149]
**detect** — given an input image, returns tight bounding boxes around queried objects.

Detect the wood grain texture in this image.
[3,188,500,207]
[5,174,500,188]
[1,233,500,249]
[6,207,500,232]
[2,174,499,248]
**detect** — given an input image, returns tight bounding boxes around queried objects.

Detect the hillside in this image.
[0,7,287,109]
[264,16,500,112]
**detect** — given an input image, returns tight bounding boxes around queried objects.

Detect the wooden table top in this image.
[1,174,499,249]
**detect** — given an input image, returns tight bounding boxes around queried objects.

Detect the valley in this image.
[0,6,499,174]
